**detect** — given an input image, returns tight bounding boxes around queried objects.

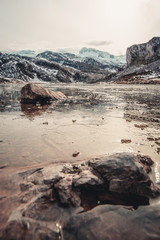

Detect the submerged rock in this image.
[121,139,132,144]
[63,203,160,240]
[0,211,59,240]
[20,83,66,103]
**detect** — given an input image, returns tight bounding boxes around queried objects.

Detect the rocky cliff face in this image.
[126,37,160,66]
[109,37,160,84]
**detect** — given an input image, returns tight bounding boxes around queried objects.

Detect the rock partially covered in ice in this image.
[20,83,66,103]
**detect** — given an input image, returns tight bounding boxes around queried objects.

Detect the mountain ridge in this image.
[0,37,160,84]
[37,48,126,73]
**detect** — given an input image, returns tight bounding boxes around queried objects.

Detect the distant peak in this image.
[79,47,106,54]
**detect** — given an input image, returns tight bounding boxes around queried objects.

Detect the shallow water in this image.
[0,83,160,184]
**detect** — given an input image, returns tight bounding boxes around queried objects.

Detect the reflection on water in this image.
[21,103,50,118]
[0,83,160,184]
[0,84,21,112]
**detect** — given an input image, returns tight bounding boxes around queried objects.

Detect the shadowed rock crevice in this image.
[79,189,150,212]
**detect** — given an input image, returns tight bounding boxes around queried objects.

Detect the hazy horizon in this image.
[0,0,160,55]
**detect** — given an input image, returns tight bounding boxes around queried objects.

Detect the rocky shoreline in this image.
[0,153,160,240]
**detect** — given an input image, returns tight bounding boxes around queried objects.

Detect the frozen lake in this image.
[0,83,160,183]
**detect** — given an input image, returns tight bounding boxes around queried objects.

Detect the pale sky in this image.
[0,0,160,55]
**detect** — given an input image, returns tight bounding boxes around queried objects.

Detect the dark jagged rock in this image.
[20,83,66,103]
[89,153,157,197]
[111,37,160,84]
[0,153,159,240]
[136,154,154,174]
[126,37,160,66]
[16,61,35,79]
[16,153,159,209]
[111,58,160,84]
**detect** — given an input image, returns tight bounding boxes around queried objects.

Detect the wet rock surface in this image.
[0,153,160,240]
[136,154,154,174]
[89,154,158,198]
[0,214,59,240]
[62,203,160,240]
[20,83,66,104]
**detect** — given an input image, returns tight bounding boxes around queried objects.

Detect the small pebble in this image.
[43,122,48,125]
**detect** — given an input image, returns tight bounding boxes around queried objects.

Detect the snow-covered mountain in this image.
[78,47,126,66]
[1,37,160,84]
[0,52,77,83]
[2,50,37,58]
[0,52,110,84]
[37,48,126,73]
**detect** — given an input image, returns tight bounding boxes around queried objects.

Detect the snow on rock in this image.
[78,47,126,66]
[37,48,126,73]
[0,53,75,83]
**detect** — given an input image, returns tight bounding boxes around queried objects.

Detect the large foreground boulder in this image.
[20,83,66,103]
[52,153,158,208]
[0,153,159,240]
